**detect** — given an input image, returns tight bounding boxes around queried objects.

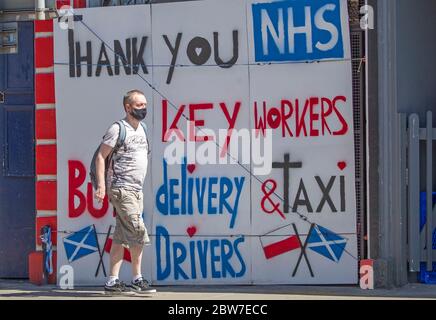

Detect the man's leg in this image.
[122,190,155,293]
[130,190,150,281]
[105,189,130,293]
[110,243,125,278]
[130,243,155,293]
[129,244,144,277]
[104,242,129,294]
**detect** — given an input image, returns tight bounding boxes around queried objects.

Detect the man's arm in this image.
[94,143,113,203]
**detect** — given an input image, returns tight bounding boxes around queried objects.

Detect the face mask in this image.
[130,107,147,120]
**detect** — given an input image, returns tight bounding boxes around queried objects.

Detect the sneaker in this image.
[131,278,157,294]
[104,279,130,295]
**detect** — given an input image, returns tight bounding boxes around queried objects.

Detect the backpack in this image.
[89,120,150,190]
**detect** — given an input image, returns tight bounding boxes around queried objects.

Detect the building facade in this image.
[0,0,434,288]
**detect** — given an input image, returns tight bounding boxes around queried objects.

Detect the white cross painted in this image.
[306,225,347,263]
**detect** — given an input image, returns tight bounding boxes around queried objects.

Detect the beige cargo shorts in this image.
[108,188,150,247]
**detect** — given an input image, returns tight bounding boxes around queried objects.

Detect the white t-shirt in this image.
[102,119,149,192]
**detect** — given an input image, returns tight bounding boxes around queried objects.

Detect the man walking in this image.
[94,89,155,294]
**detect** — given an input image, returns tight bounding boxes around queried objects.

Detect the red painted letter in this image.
[87,182,109,218]
[68,160,87,218]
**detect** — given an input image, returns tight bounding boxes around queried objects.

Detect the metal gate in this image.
[349,0,367,261]
[0,21,35,278]
[408,111,436,274]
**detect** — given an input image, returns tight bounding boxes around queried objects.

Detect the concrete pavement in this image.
[1,279,436,300]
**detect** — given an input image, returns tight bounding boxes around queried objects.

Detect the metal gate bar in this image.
[408,111,436,272]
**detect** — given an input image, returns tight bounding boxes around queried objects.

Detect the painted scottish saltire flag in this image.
[306,225,347,262]
[63,225,98,263]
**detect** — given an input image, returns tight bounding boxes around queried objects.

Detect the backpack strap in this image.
[113,120,126,153]
[105,121,126,182]
[140,121,151,155]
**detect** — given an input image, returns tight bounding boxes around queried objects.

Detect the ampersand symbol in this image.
[261,179,285,220]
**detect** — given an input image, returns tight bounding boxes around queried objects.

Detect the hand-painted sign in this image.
[55,0,357,285]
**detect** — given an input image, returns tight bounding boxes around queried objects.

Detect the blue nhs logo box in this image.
[252,0,345,62]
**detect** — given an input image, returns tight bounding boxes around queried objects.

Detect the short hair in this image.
[123,89,145,106]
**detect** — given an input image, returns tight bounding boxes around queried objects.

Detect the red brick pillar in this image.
[29,0,87,286]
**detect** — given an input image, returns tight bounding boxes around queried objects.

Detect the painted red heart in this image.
[187,226,197,238]
[337,161,347,171]
[187,164,196,174]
